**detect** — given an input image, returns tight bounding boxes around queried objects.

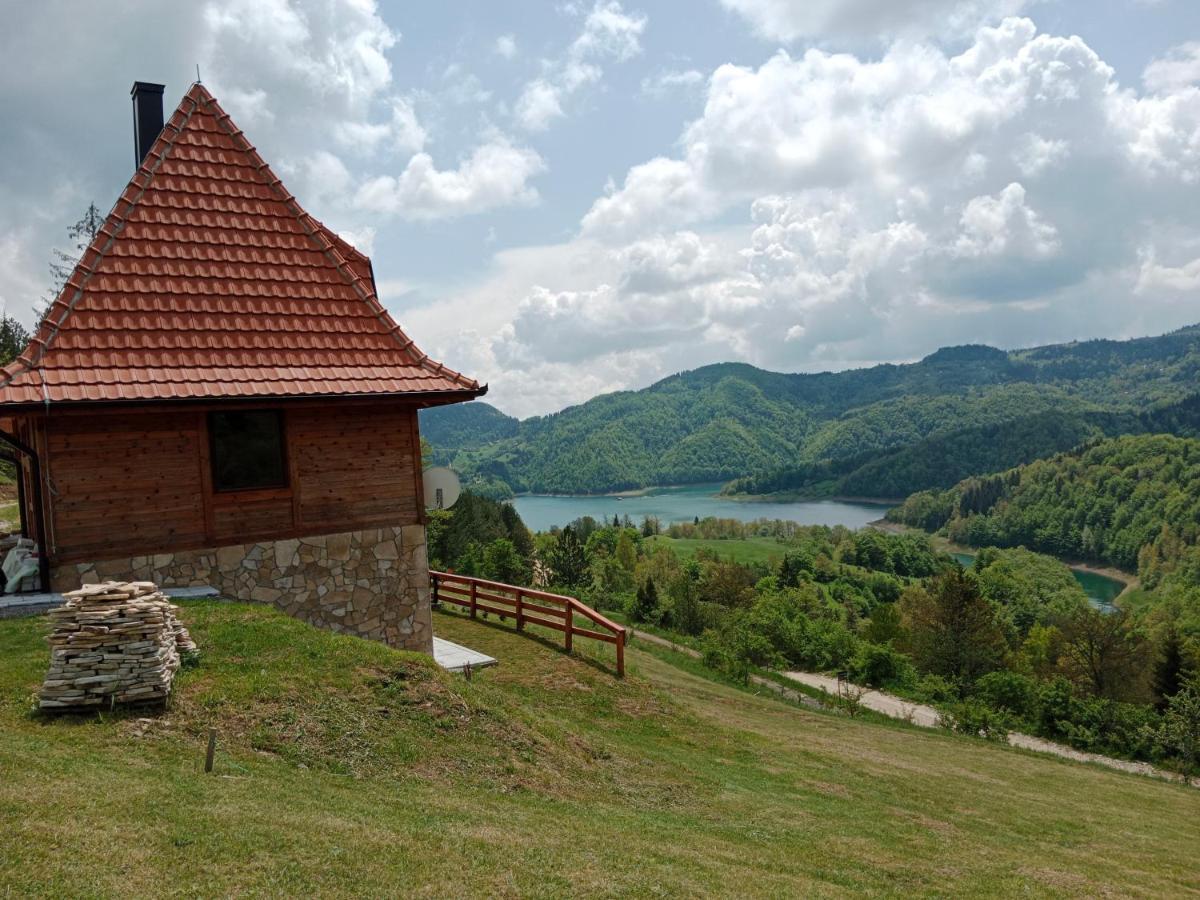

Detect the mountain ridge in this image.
[420,323,1200,497]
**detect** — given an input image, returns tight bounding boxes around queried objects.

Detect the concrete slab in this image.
[432,636,497,673]
[0,592,61,619]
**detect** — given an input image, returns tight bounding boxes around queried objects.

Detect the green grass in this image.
[644,534,788,565]
[1,602,1198,897]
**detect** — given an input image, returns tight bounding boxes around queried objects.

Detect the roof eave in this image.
[0,384,487,415]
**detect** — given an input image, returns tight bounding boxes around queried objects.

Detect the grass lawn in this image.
[644,534,788,566]
[1,601,1198,897]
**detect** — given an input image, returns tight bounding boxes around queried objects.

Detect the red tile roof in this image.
[0,83,483,408]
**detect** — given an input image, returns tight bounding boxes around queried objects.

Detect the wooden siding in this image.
[36,403,423,564]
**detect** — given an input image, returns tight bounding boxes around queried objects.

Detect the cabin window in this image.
[208,410,288,492]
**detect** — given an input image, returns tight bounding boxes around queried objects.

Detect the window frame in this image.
[206,408,291,495]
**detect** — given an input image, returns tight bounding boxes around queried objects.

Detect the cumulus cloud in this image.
[420,16,1200,416]
[514,1,647,131]
[640,68,705,99]
[1144,42,1200,93]
[719,0,1032,43]
[495,33,518,60]
[354,138,545,220]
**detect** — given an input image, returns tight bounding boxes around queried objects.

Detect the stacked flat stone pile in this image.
[39,581,197,710]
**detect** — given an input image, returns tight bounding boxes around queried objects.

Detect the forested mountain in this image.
[419,401,519,467]
[888,433,1200,581]
[421,324,1200,497]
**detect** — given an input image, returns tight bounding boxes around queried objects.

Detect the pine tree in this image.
[0,317,30,366]
[1153,626,1188,711]
[631,577,658,623]
[549,526,588,587]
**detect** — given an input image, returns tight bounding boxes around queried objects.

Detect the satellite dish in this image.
[423,467,462,511]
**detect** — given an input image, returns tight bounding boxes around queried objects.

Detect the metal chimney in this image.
[130,82,165,168]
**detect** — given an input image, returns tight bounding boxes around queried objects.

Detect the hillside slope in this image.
[422,324,1200,497]
[2,601,1197,896]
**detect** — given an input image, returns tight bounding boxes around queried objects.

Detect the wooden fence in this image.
[429,571,626,677]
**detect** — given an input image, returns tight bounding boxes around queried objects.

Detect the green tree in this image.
[1152,626,1189,711]
[482,538,528,585]
[550,526,588,587]
[631,577,658,623]
[0,316,30,366]
[615,530,638,571]
[1058,607,1146,701]
[900,569,1006,689]
[1144,678,1200,774]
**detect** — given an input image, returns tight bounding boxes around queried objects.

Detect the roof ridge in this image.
[201,89,479,393]
[0,82,483,406]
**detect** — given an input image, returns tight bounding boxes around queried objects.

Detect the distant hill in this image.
[421,324,1200,497]
[420,401,518,466]
[887,433,1200,585]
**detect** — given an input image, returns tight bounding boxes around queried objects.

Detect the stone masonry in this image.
[50,525,433,653]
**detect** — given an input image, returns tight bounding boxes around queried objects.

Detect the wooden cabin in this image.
[0,82,484,652]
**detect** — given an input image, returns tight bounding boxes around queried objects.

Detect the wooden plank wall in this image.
[38,403,422,564]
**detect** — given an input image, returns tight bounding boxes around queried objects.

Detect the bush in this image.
[973,670,1038,720]
[913,673,959,704]
[851,643,914,689]
[939,700,1010,742]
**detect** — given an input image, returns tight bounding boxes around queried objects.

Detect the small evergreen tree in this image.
[549,526,588,587]
[631,577,658,623]
[0,316,30,366]
[1153,626,1188,711]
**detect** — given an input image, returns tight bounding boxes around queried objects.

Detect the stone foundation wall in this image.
[50,525,432,653]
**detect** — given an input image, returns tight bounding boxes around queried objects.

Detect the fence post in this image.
[616,629,625,678]
[431,573,440,608]
[515,588,524,631]
[469,581,477,619]
[564,599,574,653]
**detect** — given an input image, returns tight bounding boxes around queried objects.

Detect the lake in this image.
[511,483,893,533]
[951,552,1125,612]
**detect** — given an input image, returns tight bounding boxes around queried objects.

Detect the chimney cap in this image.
[130,81,165,96]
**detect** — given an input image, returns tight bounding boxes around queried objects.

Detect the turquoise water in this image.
[952,552,1125,612]
[511,483,893,534]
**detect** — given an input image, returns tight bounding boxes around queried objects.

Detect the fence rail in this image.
[430,571,626,677]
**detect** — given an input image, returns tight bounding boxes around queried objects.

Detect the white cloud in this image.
[640,68,705,99]
[953,183,1059,259]
[354,138,545,220]
[515,80,566,132]
[719,0,1033,43]
[436,16,1200,415]
[495,34,518,60]
[1144,42,1200,93]
[514,1,647,131]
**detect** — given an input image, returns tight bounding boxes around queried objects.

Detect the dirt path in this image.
[782,670,1196,787]
[628,627,1195,788]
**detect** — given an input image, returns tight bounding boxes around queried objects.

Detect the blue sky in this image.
[1,0,1198,417]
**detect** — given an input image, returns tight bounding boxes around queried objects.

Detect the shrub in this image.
[913,674,959,704]
[939,700,1009,742]
[973,670,1038,720]
[852,643,914,689]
